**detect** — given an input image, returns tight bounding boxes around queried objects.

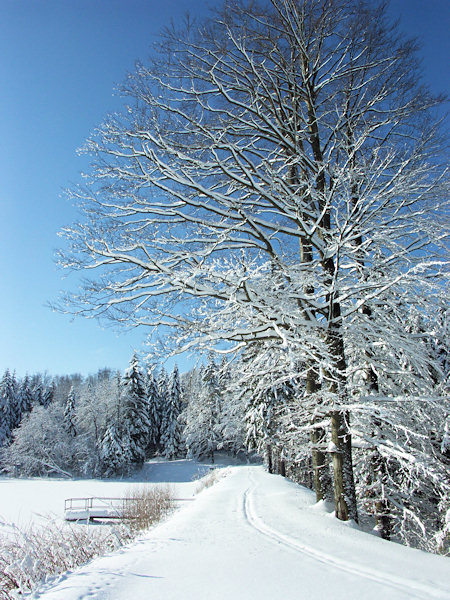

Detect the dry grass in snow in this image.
[195,467,230,494]
[121,485,173,534]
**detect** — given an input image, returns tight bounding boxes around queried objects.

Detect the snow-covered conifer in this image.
[0,370,17,446]
[41,381,55,408]
[245,385,280,473]
[183,359,222,461]
[145,368,161,454]
[18,375,34,417]
[160,365,184,459]
[100,422,132,477]
[30,375,44,407]
[64,386,77,438]
[157,367,168,404]
[121,353,151,465]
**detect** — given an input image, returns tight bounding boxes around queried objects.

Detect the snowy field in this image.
[1,460,448,600]
[0,458,214,529]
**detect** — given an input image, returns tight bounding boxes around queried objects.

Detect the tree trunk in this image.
[325,314,358,523]
[311,426,330,501]
[373,453,391,539]
[306,340,331,502]
[330,410,358,522]
[267,443,273,474]
[371,414,391,540]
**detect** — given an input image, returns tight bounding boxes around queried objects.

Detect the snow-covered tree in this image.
[183,360,222,461]
[121,353,151,465]
[30,375,44,407]
[41,380,55,408]
[57,0,448,523]
[160,365,184,459]
[99,422,132,477]
[216,358,246,457]
[145,367,161,454]
[74,377,113,474]
[1,404,78,477]
[17,375,34,418]
[0,370,17,446]
[63,386,77,438]
[157,367,168,401]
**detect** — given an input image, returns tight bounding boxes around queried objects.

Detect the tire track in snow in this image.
[242,471,448,600]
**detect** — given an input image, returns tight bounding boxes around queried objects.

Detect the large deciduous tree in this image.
[58,0,448,521]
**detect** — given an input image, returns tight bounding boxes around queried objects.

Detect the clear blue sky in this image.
[1,0,448,377]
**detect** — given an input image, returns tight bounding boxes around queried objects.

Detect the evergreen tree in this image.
[18,375,34,417]
[41,380,55,408]
[184,359,222,461]
[0,369,15,446]
[145,368,161,454]
[160,365,184,459]
[7,371,21,431]
[31,375,44,407]
[100,422,132,477]
[157,367,169,445]
[64,386,77,438]
[157,367,168,404]
[217,359,246,457]
[121,353,151,465]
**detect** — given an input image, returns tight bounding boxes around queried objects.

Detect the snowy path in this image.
[33,466,450,600]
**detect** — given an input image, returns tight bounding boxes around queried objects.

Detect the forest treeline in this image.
[0,357,241,479]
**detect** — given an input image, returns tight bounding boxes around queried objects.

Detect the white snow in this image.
[1,461,446,600]
[64,506,121,521]
[0,461,450,600]
[0,459,210,529]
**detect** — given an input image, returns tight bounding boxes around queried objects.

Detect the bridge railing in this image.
[64,496,193,521]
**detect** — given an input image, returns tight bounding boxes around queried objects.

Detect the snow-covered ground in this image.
[0,459,212,529]
[2,461,447,600]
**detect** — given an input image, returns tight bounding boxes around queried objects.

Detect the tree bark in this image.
[267,443,273,474]
[325,312,358,523]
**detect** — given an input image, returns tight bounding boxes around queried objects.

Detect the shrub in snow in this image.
[121,485,173,534]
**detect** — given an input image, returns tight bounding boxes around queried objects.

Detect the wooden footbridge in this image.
[64,497,129,521]
[64,496,192,521]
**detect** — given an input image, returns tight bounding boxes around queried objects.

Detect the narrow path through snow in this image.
[32,466,450,600]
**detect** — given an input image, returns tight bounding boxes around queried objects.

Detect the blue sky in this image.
[1,0,448,377]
